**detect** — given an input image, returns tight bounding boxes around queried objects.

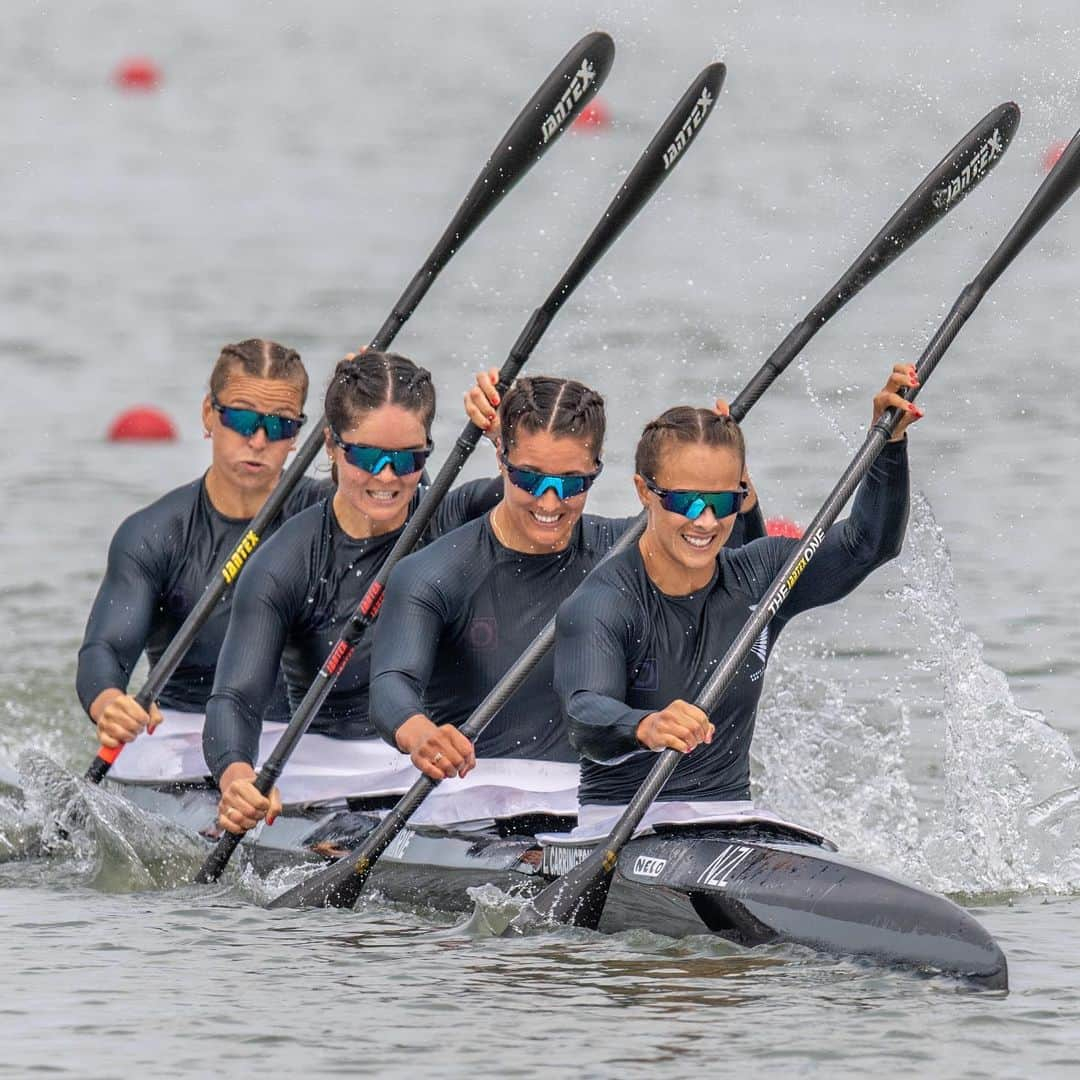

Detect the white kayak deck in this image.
[109,710,827,842]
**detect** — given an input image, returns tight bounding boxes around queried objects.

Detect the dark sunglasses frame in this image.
[644,476,749,520]
[499,451,603,500]
[211,394,306,442]
[330,430,433,476]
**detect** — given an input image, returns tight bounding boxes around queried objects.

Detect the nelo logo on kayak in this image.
[766,526,826,617]
[697,845,754,888]
[662,87,714,171]
[541,59,597,143]
[632,855,667,878]
[221,529,260,583]
[932,127,1007,210]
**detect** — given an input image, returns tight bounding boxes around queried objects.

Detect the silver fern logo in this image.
[541,59,597,143]
[932,127,1007,210]
[662,87,714,170]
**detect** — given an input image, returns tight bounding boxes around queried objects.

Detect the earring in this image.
[203,430,211,438]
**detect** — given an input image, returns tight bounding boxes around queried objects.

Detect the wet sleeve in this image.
[203,550,299,782]
[556,587,652,765]
[432,477,503,537]
[76,514,165,717]
[775,436,909,620]
[369,556,450,747]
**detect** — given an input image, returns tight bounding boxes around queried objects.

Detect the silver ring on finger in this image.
[432,752,443,764]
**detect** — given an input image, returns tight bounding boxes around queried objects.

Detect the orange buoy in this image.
[113,57,161,92]
[107,406,178,442]
[765,516,803,539]
[573,97,611,131]
[1043,139,1068,173]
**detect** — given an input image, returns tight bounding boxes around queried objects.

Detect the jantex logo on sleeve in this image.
[541,59,598,144]
[221,530,260,583]
[932,127,1007,210]
[662,86,714,171]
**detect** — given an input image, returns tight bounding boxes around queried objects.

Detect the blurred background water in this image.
[2,0,1080,1075]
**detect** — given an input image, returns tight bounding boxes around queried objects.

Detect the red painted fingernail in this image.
[266,814,276,827]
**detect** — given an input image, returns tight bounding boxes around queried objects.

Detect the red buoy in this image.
[107,406,177,442]
[573,97,611,131]
[113,58,161,92]
[1043,139,1068,173]
[766,516,803,539]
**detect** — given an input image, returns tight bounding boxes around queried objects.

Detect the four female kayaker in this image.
[77,339,325,751]
[368,372,766,789]
[554,364,920,830]
[203,352,504,834]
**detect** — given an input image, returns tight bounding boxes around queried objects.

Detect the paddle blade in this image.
[825,101,1020,315]
[267,847,373,910]
[544,62,726,314]
[508,845,618,933]
[425,31,615,278]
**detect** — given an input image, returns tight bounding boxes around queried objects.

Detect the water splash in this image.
[898,496,1080,895]
[750,490,1080,898]
[16,750,207,892]
[752,659,922,873]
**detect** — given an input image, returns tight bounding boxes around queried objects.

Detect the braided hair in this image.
[325,351,436,437]
[498,376,606,458]
[635,406,745,481]
[209,339,309,403]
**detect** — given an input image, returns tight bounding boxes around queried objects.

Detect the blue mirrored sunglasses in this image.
[500,452,603,500]
[644,477,748,520]
[211,394,306,441]
[331,430,433,476]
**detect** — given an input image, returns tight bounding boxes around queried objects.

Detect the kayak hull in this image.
[112,779,1007,990]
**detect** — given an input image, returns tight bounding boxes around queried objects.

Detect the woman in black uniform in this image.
[77,339,323,753]
[368,373,766,800]
[555,364,921,832]
[204,352,503,834]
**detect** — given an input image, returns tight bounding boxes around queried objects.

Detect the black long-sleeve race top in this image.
[202,478,503,781]
[76,474,330,717]
[369,504,768,763]
[555,439,909,806]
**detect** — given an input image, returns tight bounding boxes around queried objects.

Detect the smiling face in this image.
[496,428,598,554]
[201,373,305,497]
[635,440,745,591]
[328,403,429,534]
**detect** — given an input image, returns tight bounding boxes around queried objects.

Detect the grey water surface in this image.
[3,0,1080,1076]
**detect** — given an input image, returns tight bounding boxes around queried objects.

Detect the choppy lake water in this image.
[3,0,1080,1075]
